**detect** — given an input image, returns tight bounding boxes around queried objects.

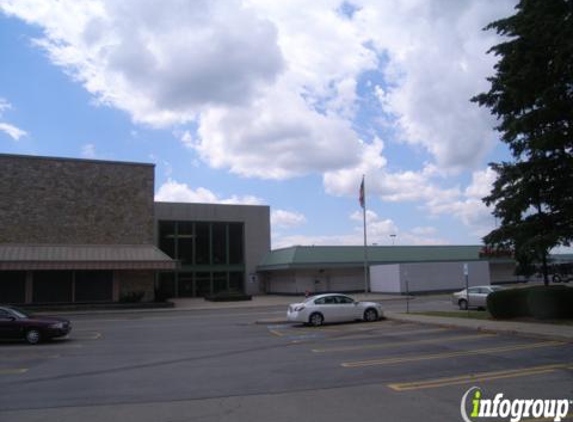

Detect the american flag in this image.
[359,176,365,208]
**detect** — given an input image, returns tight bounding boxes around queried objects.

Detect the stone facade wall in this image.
[116,270,155,302]
[0,154,154,245]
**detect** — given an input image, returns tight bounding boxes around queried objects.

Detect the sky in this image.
[0,0,522,250]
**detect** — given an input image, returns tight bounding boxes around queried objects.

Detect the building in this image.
[154,202,270,297]
[0,154,270,304]
[257,245,519,294]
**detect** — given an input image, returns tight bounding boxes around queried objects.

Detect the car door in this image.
[313,296,337,322]
[0,309,21,339]
[473,287,489,308]
[333,295,359,321]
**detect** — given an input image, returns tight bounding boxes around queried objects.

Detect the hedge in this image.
[487,285,573,320]
[204,290,252,302]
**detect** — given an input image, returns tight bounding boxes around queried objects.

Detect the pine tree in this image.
[472,0,573,285]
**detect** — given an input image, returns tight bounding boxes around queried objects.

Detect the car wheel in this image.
[458,299,468,311]
[364,308,378,322]
[25,329,41,345]
[308,312,324,327]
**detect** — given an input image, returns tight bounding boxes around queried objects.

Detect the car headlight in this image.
[49,322,64,329]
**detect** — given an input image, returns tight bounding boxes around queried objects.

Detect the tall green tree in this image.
[472,0,573,285]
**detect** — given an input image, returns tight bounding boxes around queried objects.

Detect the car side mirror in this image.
[354,301,359,305]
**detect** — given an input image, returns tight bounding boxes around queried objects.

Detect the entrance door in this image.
[195,272,211,297]
[178,276,194,297]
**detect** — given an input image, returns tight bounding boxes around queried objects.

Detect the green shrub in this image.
[119,291,145,303]
[488,285,573,320]
[487,288,530,319]
[205,290,252,302]
[528,286,573,319]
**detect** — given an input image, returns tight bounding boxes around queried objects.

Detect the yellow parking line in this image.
[341,341,566,368]
[0,368,28,375]
[0,354,60,360]
[388,363,573,391]
[269,329,285,337]
[321,328,450,343]
[313,333,495,353]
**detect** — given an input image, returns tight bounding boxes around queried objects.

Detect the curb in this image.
[385,313,573,343]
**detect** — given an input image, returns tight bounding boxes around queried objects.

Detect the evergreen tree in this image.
[472,0,573,285]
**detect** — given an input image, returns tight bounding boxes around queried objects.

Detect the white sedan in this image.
[287,293,384,326]
[452,285,505,310]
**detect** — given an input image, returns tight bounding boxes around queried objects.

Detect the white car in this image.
[287,293,384,326]
[452,285,505,310]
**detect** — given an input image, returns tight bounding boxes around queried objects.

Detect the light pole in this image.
[390,234,396,246]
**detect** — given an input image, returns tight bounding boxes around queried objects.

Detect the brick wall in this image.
[0,154,154,245]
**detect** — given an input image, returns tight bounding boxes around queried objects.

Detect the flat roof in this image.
[257,245,496,271]
[0,153,154,168]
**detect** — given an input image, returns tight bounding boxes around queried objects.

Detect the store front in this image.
[157,220,246,297]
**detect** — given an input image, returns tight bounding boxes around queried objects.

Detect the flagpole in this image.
[361,175,369,293]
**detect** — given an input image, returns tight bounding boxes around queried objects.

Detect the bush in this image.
[488,285,573,320]
[528,286,573,319]
[119,291,145,303]
[487,288,530,319]
[205,290,252,302]
[154,288,170,303]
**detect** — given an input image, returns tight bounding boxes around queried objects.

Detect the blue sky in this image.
[0,0,521,249]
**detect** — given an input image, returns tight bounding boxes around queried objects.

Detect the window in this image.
[158,221,176,259]
[33,271,73,303]
[335,296,354,304]
[213,272,227,294]
[178,221,194,265]
[195,223,210,265]
[229,272,244,293]
[212,223,227,265]
[0,309,13,320]
[228,223,244,265]
[75,271,113,302]
[0,271,26,303]
[195,272,211,297]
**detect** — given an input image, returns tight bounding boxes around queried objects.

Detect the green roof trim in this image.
[257,245,490,271]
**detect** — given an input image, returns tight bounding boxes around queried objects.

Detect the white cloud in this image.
[357,0,515,169]
[81,143,96,158]
[273,209,448,249]
[271,209,307,229]
[0,0,284,127]
[0,122,27,141]
[1,0,513,237]
[154,179,263,205]
[0,97,28,140]
[195,83,365,179]
[0,98,12,113]
[426,167,497,237]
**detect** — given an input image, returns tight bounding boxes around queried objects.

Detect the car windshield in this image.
[9,306,31,319]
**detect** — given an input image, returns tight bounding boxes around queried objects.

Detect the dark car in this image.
[0,306,72,344]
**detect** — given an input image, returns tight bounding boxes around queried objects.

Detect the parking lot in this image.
[0,306,572,422]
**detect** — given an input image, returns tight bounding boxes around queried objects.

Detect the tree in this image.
[472,0,573,286]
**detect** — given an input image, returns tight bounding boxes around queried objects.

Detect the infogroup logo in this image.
[460,387,571,422]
